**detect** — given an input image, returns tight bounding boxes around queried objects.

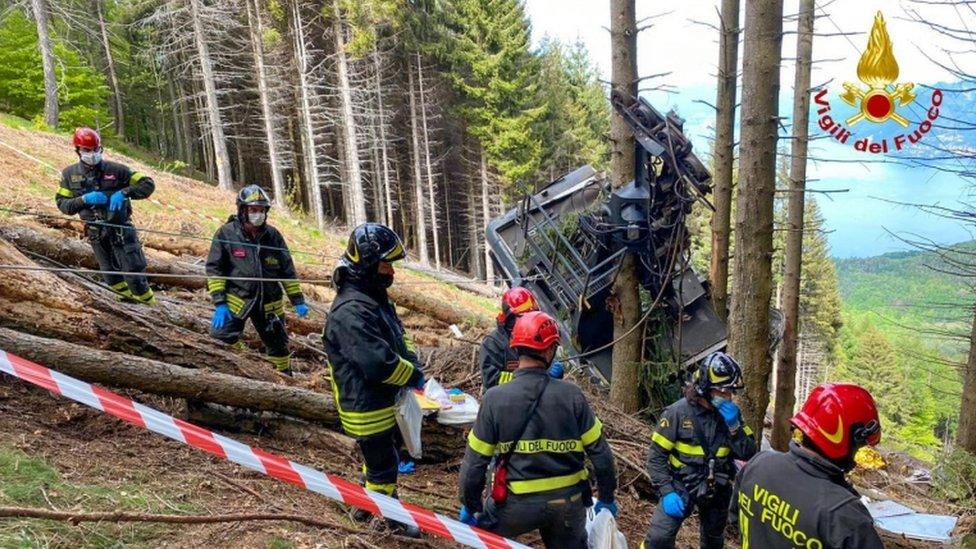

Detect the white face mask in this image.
[247,211,267,226]
[80,151,102,166]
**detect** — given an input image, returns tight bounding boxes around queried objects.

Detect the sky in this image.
[524,0,976,258]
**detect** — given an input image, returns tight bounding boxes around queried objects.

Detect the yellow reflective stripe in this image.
[207,278,227,293]
[716,446,731,458]
[581,418,603,446]
[225,293,245,315]
[675,441,705,456]
[508,469,588,494]
[268,355,290,371]
[57,186,75,198]
[669,454,686,469]
[132,288,155,304]
[652,431,675,451]
[110,281,129,291]
[403,333,417,354]
[365,480,396,495]
[282,280,301,296]
[498,371,514,385]
[467,431,496,457]
[130,172,146,183]
[263,298,285,315]
[383,357,415,385]
[496,439,583,454]
[744,425,754,436]
[328,361,396,436]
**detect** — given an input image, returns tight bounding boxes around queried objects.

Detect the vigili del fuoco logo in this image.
[814,11,944,154]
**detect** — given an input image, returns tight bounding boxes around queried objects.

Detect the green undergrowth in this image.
[0,447,197,547]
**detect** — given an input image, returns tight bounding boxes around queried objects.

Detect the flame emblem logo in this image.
[840,12,915,127]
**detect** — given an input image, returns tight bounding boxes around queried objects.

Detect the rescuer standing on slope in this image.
[56,127,157,304]
[206,185,308,374]
[479,287,565,391]
[732,382,884,548]
[641,351,758,549]
[459,311,617,548]
[322,222,425,538]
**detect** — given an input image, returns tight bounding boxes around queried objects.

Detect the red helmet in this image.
[510,311,560,351]
[791,383,881,460]
[497,287,539,324]
[73,127,101,150]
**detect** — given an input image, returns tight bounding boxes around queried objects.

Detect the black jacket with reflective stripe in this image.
[56,160,154,224]
[647,396,757,497]
[731,442,883,549]
[322,283,423,437]
[205,217,304,317]
[478,324,520,391]
[459,368,617,513]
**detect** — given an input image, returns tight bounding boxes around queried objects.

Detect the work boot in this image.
[386,518,421,538]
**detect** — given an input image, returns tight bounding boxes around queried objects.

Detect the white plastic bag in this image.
[423,378,480,426]
[395,388,423,459]
[587,508,628,549]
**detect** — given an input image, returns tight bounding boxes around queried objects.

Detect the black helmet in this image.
[342,223,405,271]
[237,185,272,209]
[694,352,744,395]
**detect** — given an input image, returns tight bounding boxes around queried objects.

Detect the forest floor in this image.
[0,118,967,548]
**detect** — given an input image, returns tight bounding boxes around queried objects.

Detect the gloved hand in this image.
[294,303,309,318]
[459,506,477,526]
[398,459,416,475]
[412,370,426,390]
[718,400,742,430]
[211,303,232,330]
[662,492,686,518]
[82,191,107,205]
[547,361,564,379]
[108,191,126,211]
[594,499,618,517]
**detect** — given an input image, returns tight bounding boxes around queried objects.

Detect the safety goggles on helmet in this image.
[344,223,405,270]
[694,352,744,394]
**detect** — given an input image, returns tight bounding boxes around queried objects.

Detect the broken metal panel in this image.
[487,94,729,384]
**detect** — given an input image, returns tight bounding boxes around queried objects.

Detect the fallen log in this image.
[0,327,468,462]
[0,327,336,423]
[31,218,493,330]
[0,235,281,382]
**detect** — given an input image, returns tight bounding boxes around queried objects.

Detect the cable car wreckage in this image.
[487,93,783,384]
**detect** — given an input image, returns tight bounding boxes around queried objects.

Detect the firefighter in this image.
[641,351,758,549]
[458,311,617,548]
[732,383,884,548]
[322,222,424,537]
[56,127,156,304]
[480,287,564,391]
[206,185,308,374]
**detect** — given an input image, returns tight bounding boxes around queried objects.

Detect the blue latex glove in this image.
[108,191,126,211]
[548,361,564,379]
[459,506,477,526]
[294,303,309,318]
[594,499,618,517]
[398,459,416,475]
[82,191,107,205]
[412,371,426,390]
[718,400,742,430]
[211,303,232,330]
[662,492,686,518]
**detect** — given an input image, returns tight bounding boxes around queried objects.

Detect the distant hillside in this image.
[836,243,975,326]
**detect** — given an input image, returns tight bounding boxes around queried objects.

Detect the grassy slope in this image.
[0,114,495,321]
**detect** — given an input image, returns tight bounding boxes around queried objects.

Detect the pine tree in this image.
[446,0,544,189]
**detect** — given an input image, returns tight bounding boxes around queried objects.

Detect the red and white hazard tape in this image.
[0,350,527,549]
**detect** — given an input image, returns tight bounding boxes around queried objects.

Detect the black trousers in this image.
[87,223,151,299]
[209,303,290,369]
[488,488,588,549]
[357,427,399,496]
[642,486,732,549]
